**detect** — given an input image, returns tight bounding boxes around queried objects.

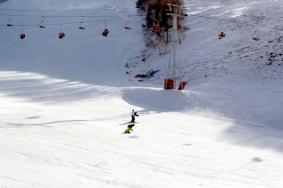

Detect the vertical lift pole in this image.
[164,3,186,90]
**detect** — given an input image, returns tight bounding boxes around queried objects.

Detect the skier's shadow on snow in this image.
[26,116,41,119]
[6,119,89,128]
[127,135,139,139]
[252,157,263,162]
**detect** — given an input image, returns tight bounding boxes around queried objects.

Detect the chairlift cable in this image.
[0,13,141,18]
[0,7,133,12]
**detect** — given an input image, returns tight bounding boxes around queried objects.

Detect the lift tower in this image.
[164,2,187,90]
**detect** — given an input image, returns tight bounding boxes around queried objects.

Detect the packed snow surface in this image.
[0,0,283,188]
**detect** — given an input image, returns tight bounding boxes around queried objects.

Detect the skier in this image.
[122,110,139,134]
[124,123,135,134]
[130,109,139,123]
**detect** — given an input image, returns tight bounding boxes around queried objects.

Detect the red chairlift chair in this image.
[79,17,86,30]
[152,22,161,34]
[102,28,110,37]
[218,32,226,39]
[39,17,46,29]
[19,33,26,39]
[6,18,13,27]
[59,32,65,39]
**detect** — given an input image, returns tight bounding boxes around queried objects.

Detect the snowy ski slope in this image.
[0,0,283,188]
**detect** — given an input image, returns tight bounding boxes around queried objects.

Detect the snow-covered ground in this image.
[0,0,283,187]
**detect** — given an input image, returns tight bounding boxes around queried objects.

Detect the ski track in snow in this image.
[0,0,283,188]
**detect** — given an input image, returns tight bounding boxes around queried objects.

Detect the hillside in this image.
[0,0,283,188]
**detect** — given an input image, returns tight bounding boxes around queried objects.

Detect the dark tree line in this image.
[136,0,183,30]
[0,0,8,4]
